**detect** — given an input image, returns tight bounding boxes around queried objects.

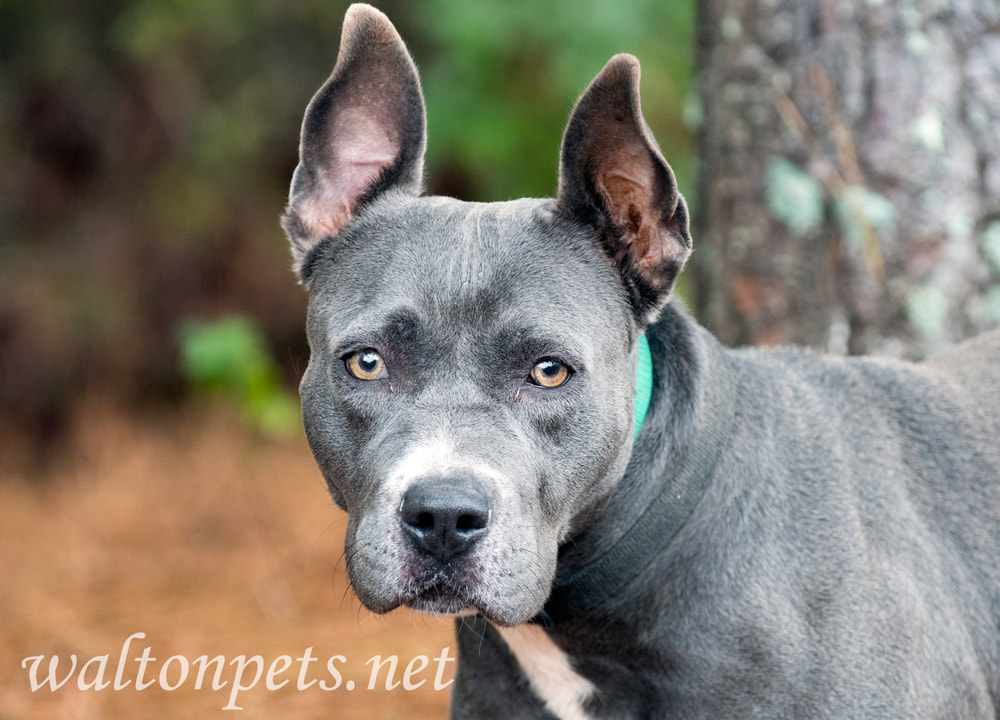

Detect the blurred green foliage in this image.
[178,315,299,437]
[410,0,695,199]
[0,0,693,445]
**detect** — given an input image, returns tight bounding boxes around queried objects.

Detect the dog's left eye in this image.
[529,359,571,388]
[345,349,388,381]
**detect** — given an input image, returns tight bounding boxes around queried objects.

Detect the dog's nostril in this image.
[456,512,487,532]
[415,511,435,530]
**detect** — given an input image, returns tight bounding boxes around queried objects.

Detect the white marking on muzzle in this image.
[386,435,510,500]
[386,437,456,495]
[496,624,596,720]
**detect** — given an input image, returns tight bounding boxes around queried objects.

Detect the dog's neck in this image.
[536,308,737,626]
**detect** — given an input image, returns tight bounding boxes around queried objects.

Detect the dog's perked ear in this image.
[282,3,426,282]
[557,54,692,322]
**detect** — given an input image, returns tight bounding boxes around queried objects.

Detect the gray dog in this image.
[282,5,1000,718]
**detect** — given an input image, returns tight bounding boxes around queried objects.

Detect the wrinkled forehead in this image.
[308,195,632,350]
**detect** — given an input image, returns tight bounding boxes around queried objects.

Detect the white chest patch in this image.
[495,624,596,720]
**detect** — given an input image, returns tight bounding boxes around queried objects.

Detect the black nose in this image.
[400,482,491,563]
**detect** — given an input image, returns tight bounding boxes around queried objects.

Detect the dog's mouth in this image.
[350,554,545,627]
[404,576,479,617]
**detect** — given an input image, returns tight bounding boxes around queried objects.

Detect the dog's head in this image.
[283,4,691,626]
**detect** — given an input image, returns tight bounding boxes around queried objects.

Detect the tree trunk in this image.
[692,0,1000,358]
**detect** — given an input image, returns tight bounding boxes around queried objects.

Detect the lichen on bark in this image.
[693,0,1000,358]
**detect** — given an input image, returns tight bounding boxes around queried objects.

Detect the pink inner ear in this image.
[597,157,657,258]
[297,109,399,238]
[597,162,686,280]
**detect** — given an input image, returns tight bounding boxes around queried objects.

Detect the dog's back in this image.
[690,326,1000,717]
[926,326,1000,418]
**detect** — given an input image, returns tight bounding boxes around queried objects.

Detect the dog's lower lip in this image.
[406,581,477,615]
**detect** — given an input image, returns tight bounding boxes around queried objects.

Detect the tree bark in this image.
[692,0,1000,358]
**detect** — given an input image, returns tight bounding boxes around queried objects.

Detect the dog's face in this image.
[283,4,692,626]
[298,196,637,624]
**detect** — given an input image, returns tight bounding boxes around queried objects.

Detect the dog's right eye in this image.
[345,349,388,381]
[529,359,571,388]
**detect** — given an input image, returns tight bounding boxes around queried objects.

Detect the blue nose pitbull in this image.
[282,5,1000,718]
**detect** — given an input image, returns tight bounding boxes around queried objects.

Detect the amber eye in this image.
[345,350,387,381]
[529,359,570,388]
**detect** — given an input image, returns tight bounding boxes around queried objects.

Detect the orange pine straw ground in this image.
[0,402,454,719]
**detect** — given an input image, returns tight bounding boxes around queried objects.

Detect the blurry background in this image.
[0,1,692,718]
[3,0,999,717]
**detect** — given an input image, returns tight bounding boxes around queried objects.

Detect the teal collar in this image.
[633,333,653,439]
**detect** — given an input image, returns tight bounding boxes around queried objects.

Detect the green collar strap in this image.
[633,333,653,439]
